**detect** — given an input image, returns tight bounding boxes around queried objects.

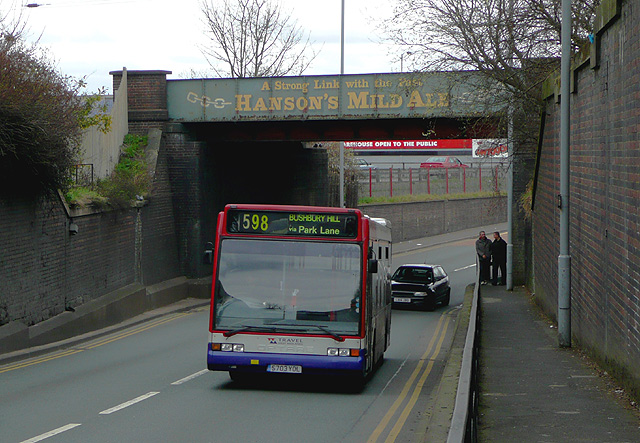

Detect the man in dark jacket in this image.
[475,231,492,284]
[491,231,507,285]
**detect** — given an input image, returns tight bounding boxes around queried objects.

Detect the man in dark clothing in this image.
[475,231,492,284]
[491,231,507,285]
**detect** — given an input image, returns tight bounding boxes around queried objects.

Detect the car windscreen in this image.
[392,267,433,284]
[214,238,362,335]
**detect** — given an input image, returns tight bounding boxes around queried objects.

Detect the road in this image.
[1,235,480,443]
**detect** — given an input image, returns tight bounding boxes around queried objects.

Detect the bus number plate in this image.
[267,364,302,374]
[394,297,411,303]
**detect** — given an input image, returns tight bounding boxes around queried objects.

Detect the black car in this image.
[391,264,451,311]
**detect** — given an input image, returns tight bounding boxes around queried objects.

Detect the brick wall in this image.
[111,70,182,285]
[140,143,182,286]
[162,124,206,277]
[0,195,137,326]
[110,69,170,135]
[512,144,537,285]
[533,0,640,391]
[0,171,181,327]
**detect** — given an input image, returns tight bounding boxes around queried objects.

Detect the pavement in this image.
[478,284,640,442]
[393,223,640,441]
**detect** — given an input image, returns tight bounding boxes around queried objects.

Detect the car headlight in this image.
[414,291,428,297]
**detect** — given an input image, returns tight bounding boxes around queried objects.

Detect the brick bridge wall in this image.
[0,195,139,326]
[533,0,640,394]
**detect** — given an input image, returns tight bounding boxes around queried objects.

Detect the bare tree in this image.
[383,0,598,133]
[382,0,599,218]
[199,0,317,78]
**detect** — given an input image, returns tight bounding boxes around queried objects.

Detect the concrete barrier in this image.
[360,196,506,242]
[447,269,481,442]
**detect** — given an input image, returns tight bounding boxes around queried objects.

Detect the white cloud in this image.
[5,0,399,93]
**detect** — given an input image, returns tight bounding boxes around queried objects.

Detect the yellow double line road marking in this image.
[368,311,453,443]
[0,349,85,374]
[0,312,192,374]
[84,313,190,349]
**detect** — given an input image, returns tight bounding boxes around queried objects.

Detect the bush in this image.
[0,30,84,195]
[96,135,150,208]
[64,134,150,209]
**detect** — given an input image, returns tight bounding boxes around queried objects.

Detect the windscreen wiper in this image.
[307,325,345,342]
[223,325,277,338]
[266,321,345,342]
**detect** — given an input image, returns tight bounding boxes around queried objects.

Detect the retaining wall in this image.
[534,0,640,394]
[360,196,506,242]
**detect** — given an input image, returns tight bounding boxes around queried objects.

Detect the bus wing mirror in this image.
[368,259,378,274]
[204,242,214,265]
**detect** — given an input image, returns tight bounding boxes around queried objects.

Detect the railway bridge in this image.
[110,69,505,279]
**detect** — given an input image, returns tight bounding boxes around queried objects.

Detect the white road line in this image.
[171,369,209,385]
[454,263,476,272]
[99,392,159,415]
[21,423,82,443]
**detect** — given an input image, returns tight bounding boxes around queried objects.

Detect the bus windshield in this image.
[214,238,362,336]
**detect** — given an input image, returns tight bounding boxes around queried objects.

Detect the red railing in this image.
[358,165,506,198]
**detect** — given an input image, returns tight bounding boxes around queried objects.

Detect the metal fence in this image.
[358,166,508,199]
[71,164,95,187]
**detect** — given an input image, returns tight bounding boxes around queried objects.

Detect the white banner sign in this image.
[472,139,508,158]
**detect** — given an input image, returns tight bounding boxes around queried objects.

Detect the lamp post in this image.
[339,0,345,207]
[558,0,572,347]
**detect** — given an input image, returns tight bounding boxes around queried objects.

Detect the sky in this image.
[3,0,402,94]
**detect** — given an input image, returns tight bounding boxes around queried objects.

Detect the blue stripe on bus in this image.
[207,348,365,372]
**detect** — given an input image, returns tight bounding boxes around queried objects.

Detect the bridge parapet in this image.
[167,72,504,123]
[110,69,172,134]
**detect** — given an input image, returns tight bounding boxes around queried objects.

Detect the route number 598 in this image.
[242,214,269,232]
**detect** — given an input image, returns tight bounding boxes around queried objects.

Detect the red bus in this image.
[206,204,392,384]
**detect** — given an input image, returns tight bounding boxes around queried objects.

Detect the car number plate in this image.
[267,364,302,374]
[394,297,411,303]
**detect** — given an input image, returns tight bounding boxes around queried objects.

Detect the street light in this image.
[339,0,345,207]
[400,51,413,72]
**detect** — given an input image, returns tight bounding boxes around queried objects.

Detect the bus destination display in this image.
[227,210,358,238]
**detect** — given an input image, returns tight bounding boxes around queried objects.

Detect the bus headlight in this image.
[328,348,360,357]
[217,343,244,352]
